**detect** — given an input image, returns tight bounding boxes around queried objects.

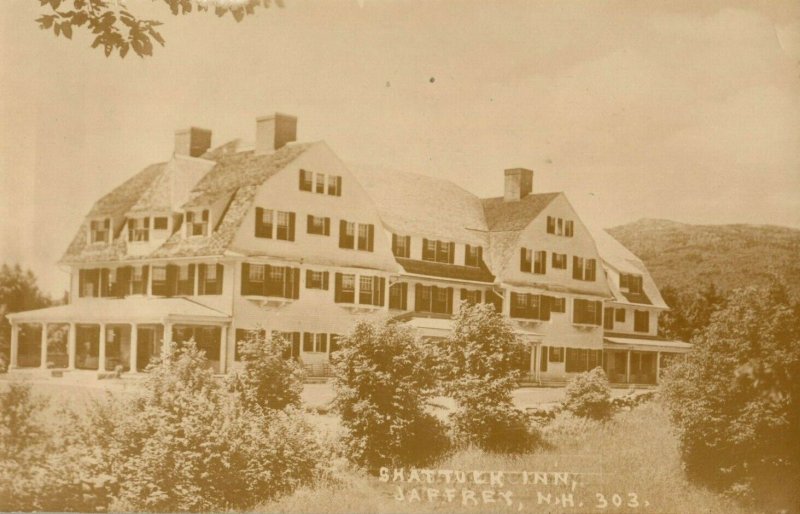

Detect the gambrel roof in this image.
[60,134,661,299]
[62,142,314,264]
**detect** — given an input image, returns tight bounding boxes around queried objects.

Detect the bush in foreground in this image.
[661,285,800,509]
[88,341,321,511]
[332,321,450,471]
[563,367,613,420]
[228,330,304,411]
[437,302,539,453]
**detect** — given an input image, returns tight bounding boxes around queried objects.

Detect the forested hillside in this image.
[607,219,800,299]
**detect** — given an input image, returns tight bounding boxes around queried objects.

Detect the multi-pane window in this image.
[465,245,482,267]
[130,265,148,295]
[520,249,547,274]
[509,293,551,320]
[572,257,597,281]
[151,265,169,296]
[389,282,408,309]
[176,264,195,296]
[186,210,209,237]
[414,285,453,314]
[634,310,650,333]
[153,216,168,230]
[299,169,313,191]
[328,175,342,196]
[275,211,296,241]
[460,289,482,305]
[533,251,547,274]
[305,270,329,290]
[128,217,150,242]
[198,263,223,295]
[240,263,300,299]
[299,169,342,196]
[550,297,566,313]
[546,216,574,237]
[255,208,274,238]
[358,276,385,306]
[334,273,356,303]
[549,347,564,363]
[307,215,330,236]
[620,274,643,294]
[392,234,411,258]
[422,239,454,264]
[315,172,326,194]
[573,299,603,325]
[303,332,328,353]
[90,219,110,243]
[340,221,373,251]
[552,253,567,269]
[79,269,101,297]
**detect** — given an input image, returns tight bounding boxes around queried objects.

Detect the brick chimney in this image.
[504,168,533,201]
[255,113,297,155]
[174,127,212,158]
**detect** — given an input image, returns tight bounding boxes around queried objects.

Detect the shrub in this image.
[563,367,613,419]
[661,285,800,510]
[332,321,450,471]
[227,330,304,411]
[436,302,539,452]
[0,381,112,512]
[86,340,322,511]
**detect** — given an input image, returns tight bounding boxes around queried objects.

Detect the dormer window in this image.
[186,210,209,237]
[153,217,168,230]
[465,245,483,267]
[128,217,150,242]
[392,235,411,258]
[90,219,110,243]
[422,239,454,264]
[620,274,643,294]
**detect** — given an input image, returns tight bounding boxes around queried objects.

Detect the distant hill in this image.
[607,219,800,299]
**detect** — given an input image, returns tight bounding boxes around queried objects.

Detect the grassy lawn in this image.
[260,403,748,514]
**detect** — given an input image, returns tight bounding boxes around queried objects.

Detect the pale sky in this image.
[1,0,799,296]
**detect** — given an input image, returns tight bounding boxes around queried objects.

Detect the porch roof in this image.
[396,312,543,341]
[604,336,691,353]
[6,298,231,325]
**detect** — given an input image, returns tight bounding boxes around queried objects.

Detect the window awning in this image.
[603,336,691,353]
[7,297,231,325]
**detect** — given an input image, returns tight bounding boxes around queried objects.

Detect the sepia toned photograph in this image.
[1,1,798,512]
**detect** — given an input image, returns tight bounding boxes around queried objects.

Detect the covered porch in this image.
[6,298,231,374]
[602,336,691,385]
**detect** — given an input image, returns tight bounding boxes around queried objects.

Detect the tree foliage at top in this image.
[0,264,52,370]
[659,283,726,342]
[660,284,800,510]
[35,0,283,59]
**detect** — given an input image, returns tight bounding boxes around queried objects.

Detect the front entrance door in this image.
[137,327,156,371]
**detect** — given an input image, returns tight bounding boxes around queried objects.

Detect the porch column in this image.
[219,325,228,374]
[626,350,631,384]
[67,322,76,370]
[129,323,138,372]
[98,323,107,372]
[164,321,173,349]
[656,351,661,385]
[40,323,48,369]
[529,343,538,382]
[9,322,19,369]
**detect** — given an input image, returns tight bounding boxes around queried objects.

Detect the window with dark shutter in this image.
[534,250,547,274]
[303,333,314,352]
[307,215,330,236]
[615,308,626,323]
[634,310,650,333]
[335,273,355,303]
[547,216,556,234]
[604,307,615,330]
[540,346,548,372]
[255,207,273,238]
[521,248,532,272]
[299,169,313,191]
[339,220,355,249]
[573,256,583,280]
[367,225,374,252]
[565,220,574,237]
[422,239,436,261]
[586,259,596,281]
[389,282,408,310]
[465,245,482,267]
